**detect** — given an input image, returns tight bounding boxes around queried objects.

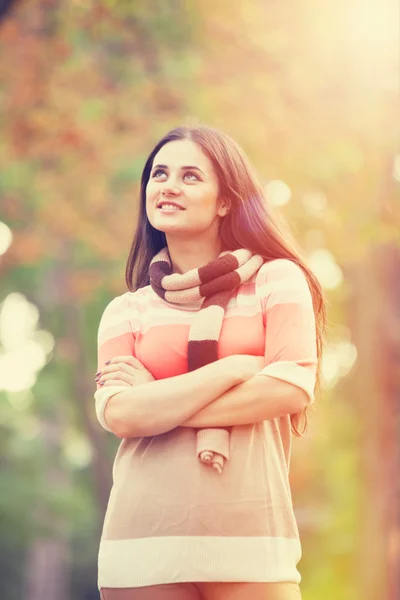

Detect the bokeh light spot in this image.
[265,180,292,207]
[0,222,13,256]
[307,249,343,289]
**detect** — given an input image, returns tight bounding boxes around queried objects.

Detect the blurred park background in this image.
[0,1,399,599]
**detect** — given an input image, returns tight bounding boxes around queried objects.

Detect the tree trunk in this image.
[23,417,71,600]
[348,149,399,598]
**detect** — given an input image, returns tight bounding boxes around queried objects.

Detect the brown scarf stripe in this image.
[149,246,265,473]
[197,252,240,283]
[149,253,170,301]
[187,340,219,371]
[199,270,241,299]
[201,290,233,312]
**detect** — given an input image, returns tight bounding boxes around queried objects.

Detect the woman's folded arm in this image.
[179,373,308,429]
[103,356,243,438]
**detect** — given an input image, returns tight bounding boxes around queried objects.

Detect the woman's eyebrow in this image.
[152,164,205,175]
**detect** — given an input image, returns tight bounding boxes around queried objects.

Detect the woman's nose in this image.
[161,184,180,196]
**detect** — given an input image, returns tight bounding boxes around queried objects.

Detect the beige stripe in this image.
[163,270,202,291]
[150,247,170,265]
[138,285,261,309]
[237,254,264,283]
[229,248,254,265]
[257,258,301,276]
[143,288,259,309]
[256,362,316,404]
[138,304,262,332]
[189,305,225,341]
[99,307,139,331]
[256,284,312,308]
[97,536,301,588]
[164,287,203,305]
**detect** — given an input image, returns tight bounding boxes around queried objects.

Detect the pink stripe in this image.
[263,302,317,366]
[97,332,135,387]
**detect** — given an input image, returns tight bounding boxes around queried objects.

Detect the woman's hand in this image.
[95,356,156,388]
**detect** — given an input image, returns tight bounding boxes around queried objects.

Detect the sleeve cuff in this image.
[94,386,128,432]
[256,361,316,404]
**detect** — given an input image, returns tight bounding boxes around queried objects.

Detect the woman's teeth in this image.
[159,204,183,211]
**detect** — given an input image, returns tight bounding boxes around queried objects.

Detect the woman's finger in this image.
[104,356,147,370]
[100,378,131,388]
[95,358,155,388]
[98,370,133,386]
[99,363,133,377]
[97,359,151,380]
[96,365,141,385]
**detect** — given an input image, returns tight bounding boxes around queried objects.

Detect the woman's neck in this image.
[166,239,223,274]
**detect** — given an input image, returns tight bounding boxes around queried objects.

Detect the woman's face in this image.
[146,140,229,240]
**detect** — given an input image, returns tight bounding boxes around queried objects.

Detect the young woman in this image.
[94,124,326,600]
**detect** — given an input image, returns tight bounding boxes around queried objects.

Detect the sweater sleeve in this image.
[94,293,136,431]
[255,259,318,404]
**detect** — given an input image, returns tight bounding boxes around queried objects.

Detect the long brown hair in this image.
[125,124,327,435]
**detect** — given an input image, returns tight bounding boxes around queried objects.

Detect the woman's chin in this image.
[152,223,189,236]
[151,216,192,232]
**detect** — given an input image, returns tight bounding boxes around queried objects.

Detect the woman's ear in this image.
[218,197,231,218]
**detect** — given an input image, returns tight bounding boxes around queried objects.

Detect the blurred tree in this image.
[345,147,399,600]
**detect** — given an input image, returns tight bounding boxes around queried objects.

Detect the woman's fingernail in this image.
[95,371,101,376]
[105,360,110,365]
[100,381,105,386]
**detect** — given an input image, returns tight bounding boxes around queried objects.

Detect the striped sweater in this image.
[94,258,317,589]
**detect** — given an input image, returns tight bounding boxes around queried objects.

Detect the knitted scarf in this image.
[149,246,265,473]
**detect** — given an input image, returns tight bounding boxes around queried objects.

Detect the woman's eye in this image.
[151,169,200,181]
[153,169,166,178]
[184,172,199,181]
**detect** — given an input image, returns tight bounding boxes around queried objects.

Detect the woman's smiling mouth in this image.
[157,201,185,211]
